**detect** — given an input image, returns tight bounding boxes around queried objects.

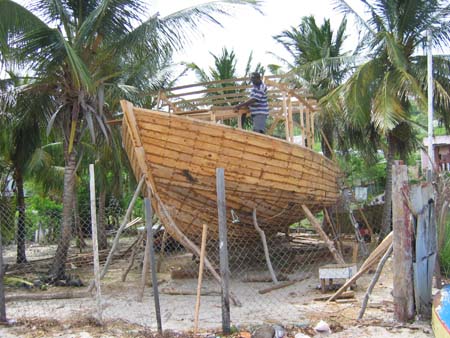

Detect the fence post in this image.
[89,164,103,322]
[216,168,230,334]
[145,197,162,334]
[392,163,414,322]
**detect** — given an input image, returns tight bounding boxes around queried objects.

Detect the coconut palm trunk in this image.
[49,150,77,279]
[378,138,394,243]
[15,169,27,264]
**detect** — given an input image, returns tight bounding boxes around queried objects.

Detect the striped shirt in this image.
[249,83,269,115]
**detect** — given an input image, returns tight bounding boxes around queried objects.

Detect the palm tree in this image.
[0,0,260,280]
[273,15,352,158]
[187,47,264,130]
[0,74,53,263]
[323,0,450,241]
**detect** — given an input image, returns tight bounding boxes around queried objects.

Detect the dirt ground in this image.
[0,251,435,338]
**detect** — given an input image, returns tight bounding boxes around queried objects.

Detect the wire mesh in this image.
[0,191,359,330]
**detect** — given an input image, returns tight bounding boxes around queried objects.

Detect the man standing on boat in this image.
[234,72,269,134]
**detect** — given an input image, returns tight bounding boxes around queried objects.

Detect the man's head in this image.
[250,72,262,85]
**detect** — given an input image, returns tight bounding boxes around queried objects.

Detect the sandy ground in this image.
[0,252,435,337]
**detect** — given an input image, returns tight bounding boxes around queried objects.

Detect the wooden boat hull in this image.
[121,101,341,241]
[433,285,450,337]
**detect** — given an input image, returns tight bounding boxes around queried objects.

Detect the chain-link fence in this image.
[0,192,365,331]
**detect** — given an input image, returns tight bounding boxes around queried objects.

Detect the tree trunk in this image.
[378,140,394,243]
[73,194,86,251]
[97,189,108,250]
[321,123,334,159]
[49,150,77,279]
[15,169,27,264]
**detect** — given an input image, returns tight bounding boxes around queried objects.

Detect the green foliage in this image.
[26,194,62,241]
[337,151,386,195]
[440,230,450,277]
[0,197,15,243]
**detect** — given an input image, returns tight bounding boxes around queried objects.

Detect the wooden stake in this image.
[88,175,146,292]
[137,226,151,302]
[194,224,208,334]
[358,244,393,320]
[122,231,145,282]
[89,164,103,322]
[301,205,345,264]
[253,209,278,284]
[217,168,230,334]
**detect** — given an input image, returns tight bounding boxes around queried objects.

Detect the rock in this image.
[313,320,331,334]
[252,325,275,338]
[273,324,285,338]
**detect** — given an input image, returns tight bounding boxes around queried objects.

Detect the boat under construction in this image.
[120,75,341,243]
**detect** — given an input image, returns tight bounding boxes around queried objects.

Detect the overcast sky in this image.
[150,0,363,84]
[11,0,364,83]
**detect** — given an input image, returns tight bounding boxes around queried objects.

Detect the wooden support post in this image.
[122,231,145,282]
[299,104,305,147]
[88,175,146,292]
[323,208,343,256]
[149,184,242,306]
[89,164,103,322]
[301,205,346,264]
[237,113,242,129]
[194,224,208,334]
[216,168,230,334]
[253,209,278,284]
[358,244,393,320]
[392,164,414,322]
[157,230,168,273]
[137,227,151,302]
[283,93,289,141]
[145,197,162,334]
[287,95,294,143]
[305,109,311,148]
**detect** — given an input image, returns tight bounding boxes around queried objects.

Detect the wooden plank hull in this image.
[121,102,341,241]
